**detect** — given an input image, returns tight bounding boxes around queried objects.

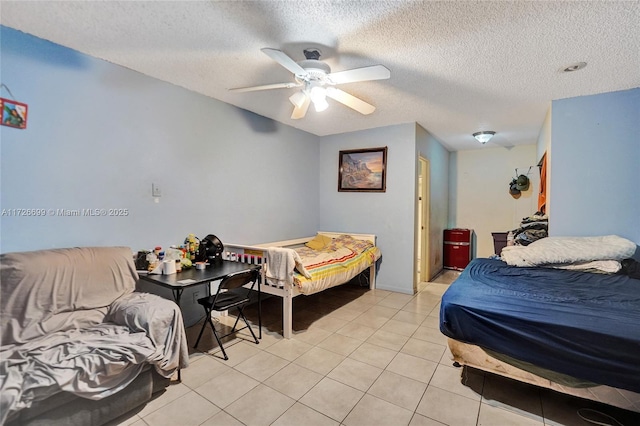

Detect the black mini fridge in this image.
[444,229,472,270]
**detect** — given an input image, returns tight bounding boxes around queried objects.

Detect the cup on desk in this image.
[163,260,177,275]
[195,262,207,270]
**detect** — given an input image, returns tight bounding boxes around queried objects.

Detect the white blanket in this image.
[266,247,311,287]
[501,235,637,267]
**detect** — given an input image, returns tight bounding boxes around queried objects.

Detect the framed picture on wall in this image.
[0,97,28,129]
[338,147,387,192]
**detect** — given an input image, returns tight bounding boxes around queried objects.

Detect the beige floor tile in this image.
[401,303,435,315]
[478,402,544,426]
[128,419,148,426]
[294,346,345,375]
[292,326,332,345]
[380,319,420,337]
[317,333,363,356]
[136,382,191,418]
[265,337,313,361]
[225,384,295,426]
[212,340,262,367]
[271,402,339,426]
[180,355,232,389]
[366,329,410,351]
[263,361,324,399]
[234,350,289,382]
[142,391,220,426]
[327,357,383,391]
[299,377,364,422]
[194,369,259,408]
[351,311,391,329]
[439,344,454,366]
[429,364,483,401]
[199,410,244,426]
[343,394,413,426]
[393,310,428,325]
[400,338,446,363]
[411,325,448,345]
[349,342,398,369]
[368,370,427,411]
[420,314,440,329]
[365,305,400,319]
[409,413,447,425]
[256,328,285,349]
[416,386,480,426]
[386,353,437,384]
[326,306,363,322]
[377,293,415,309]
[336,322,377,341]
[309,315,350,333]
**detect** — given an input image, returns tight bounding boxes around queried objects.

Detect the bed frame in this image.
[447,339,640,413]
[224,231,377,339]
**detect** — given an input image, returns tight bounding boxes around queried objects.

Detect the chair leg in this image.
[209,317,229,361]
[237,307,259,344]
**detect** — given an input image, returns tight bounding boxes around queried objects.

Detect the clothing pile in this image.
[510,212,548,246]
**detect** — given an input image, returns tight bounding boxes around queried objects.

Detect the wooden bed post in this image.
[283,284,293,339]
[369,264,376,290]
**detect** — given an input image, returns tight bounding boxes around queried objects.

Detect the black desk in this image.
[141,260,261,308]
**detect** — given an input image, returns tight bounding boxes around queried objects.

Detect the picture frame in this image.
[1,97,28,129]
[338,146,387,192]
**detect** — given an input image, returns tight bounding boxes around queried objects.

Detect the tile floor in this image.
[110,271,640,426]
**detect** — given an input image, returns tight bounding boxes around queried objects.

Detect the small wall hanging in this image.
[338,146,387,192]
[0,84,28,129]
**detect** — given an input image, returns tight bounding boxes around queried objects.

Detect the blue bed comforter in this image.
[439,258,640,393]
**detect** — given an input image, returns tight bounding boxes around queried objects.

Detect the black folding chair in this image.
[193,269,260,360]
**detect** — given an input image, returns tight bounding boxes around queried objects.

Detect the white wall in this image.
[415,124,450,278]
[318,124,417,294]
[449,145,539,258]
[550,88,640,245]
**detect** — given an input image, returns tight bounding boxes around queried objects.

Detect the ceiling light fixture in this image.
[473,131,496,144]
[562,62,587,72]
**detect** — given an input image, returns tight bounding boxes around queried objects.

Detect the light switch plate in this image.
[152,183,161,197]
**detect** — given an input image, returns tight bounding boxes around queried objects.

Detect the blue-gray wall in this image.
[319,124,419,294]
[550,88,640,244]
[416,124,450,278]
[0,26,320,254]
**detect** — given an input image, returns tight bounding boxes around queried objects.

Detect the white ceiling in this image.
[2,1,639,151]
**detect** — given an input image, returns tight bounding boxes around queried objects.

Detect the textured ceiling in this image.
[2,1,639,151]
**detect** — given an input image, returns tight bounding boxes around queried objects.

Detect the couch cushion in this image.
[1,247,137,348]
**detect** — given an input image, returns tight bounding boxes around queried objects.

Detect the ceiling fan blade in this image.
[291,96,311,120]
[326,87,376,115]
[261,48,308,76]
[328,65,390,85]
[229,82,301,93]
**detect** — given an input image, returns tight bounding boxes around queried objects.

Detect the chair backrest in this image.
[219,269,259,292]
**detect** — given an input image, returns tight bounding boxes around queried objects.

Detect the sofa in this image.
[0,246,189,425]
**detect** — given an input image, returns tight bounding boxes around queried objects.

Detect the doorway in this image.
[416,157,430,289]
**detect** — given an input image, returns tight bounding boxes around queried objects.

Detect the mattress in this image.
[292,236,381,295]
[439,258,640,393]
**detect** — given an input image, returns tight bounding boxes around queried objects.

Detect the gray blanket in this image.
[0,293,188,424]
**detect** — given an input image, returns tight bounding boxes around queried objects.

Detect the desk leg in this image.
[258,277,262,339]
[171,288,183,382]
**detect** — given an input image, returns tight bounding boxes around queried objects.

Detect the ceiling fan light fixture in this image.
[473,131,496,144]
[310,86,328,112]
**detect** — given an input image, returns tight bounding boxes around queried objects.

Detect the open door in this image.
[416,157,430,288]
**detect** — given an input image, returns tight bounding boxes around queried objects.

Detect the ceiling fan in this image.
[230,48,391,119]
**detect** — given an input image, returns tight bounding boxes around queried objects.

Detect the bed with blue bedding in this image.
[440,258,640,410]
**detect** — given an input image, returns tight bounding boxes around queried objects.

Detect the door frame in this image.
[415,156,430,288]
